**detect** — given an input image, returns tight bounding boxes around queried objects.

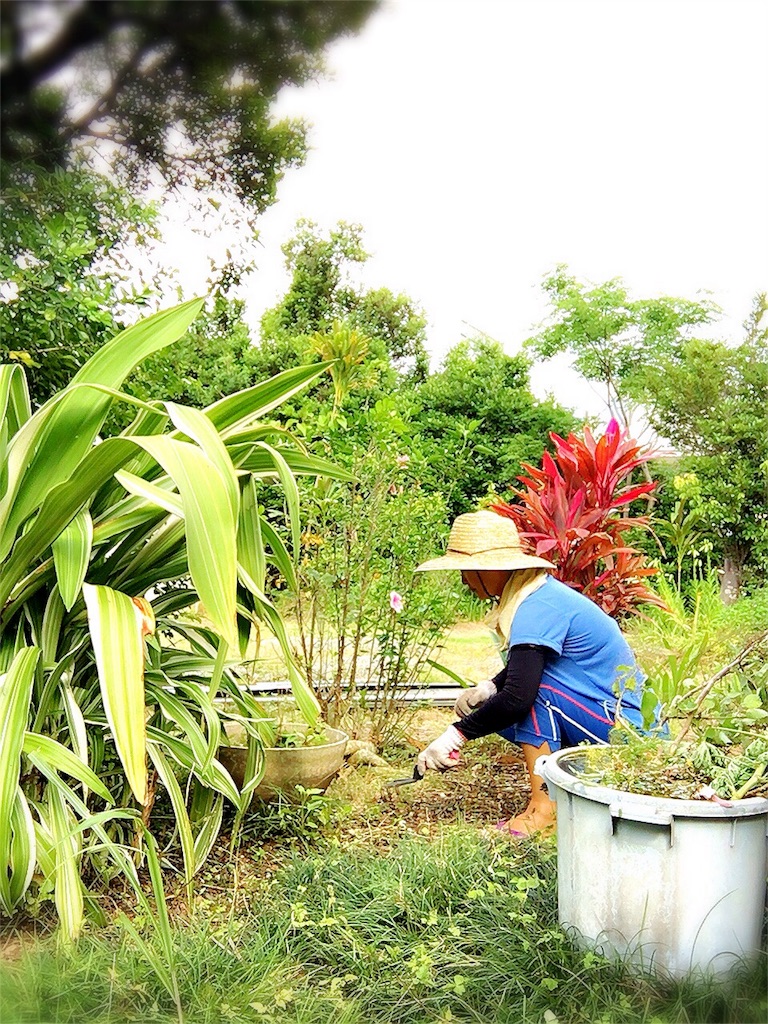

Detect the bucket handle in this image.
[609,801,675,844]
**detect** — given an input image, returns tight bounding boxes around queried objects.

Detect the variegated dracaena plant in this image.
[0,298,351,938]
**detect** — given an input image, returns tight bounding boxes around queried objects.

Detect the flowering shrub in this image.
[290,409,460,747]
[492,420,664,617]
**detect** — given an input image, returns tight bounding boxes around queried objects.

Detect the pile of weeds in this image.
[1,828,765,1024]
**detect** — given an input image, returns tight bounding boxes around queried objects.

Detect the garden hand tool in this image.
[454,678,497,718]
[386,749,461,788]
[386,765,425,787]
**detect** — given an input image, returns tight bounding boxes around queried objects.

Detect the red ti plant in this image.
[491,420,665,617]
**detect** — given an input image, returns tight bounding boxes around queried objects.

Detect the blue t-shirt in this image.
[510,576,645,712]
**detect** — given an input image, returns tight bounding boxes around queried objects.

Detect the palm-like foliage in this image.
[0,299,351,938]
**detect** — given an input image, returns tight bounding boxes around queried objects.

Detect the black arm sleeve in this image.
[453,644,550,741]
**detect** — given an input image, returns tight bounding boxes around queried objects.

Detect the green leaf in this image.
[147,743,196,904]
[147,727,240,806]
[8,789,36,909]
[0,298,203,554]
[238,477,266,596]
[260,518,297,591]
[0,364,31,440]
[23,732,113,803]
[48,786,84,942]
[230,446,355,482]
[52,508,93,610]
[138,436,238,647]
[193,793,224,871]
[0,646,39,913]
[114,470,184,518]
[253,442,301,563]
[166,402,239,525]
[83,584,147,805]
[206,362,332,433]
[40,586,65,665]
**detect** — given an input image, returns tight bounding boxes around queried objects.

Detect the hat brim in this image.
[415,551,555,572]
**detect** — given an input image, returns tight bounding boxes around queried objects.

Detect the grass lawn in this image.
[2,714,766,1024]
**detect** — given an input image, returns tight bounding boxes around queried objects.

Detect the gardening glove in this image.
[417,726,465,774]
[454,679,497,719]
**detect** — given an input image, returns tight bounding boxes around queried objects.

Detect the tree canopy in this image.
[409,337,576,517]
[641,295,768,595]
[526,266,718,426]
[1,0,375,212]
[0,163,158,404]
[256,220,430,391]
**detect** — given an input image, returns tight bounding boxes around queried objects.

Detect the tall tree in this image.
[526,265,718,428]
[640,294,768,600]
[1,0,375,214]
[409,337,576,517]
[257,220,430,387]
[0,164,158,405]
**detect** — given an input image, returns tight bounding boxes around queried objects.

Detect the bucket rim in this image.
[537,745,768,820]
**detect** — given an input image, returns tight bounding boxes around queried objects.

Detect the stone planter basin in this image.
[219,725,348,802]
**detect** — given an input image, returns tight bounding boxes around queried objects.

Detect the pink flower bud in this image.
[389,591,403,612]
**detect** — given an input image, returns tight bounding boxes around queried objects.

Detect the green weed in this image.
[1,829,765,1024]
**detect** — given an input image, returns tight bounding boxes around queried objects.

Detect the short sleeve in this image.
[510,591,568,655]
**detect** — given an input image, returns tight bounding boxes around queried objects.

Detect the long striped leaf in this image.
[206,362,332,433]
[148,685,212,769]
[23,732,113,803]
[166,403,239,525]
[48,786,84,942]
[52,508,93,610]
[253,442,301,562]
[114,470,184,518]
[147,743,195,904]
[3,430,240,646]
[0,436,138,607]
[137,436,238,647]
[230,447,356,481]
[40,586,65,666]
[60,680,89,771]
[7,788,36,909]
[28,755,143,893]
[147,728,240,805]
[259,518,298,591]
[0,364,31,438]
[238,477,266,596]
[0,646,39,913]
[0,298,203,554]
[32,809,56,888]
[193,792,224,870]
[170,678,222,773]
[83,584,147,805]
[229,446,356,482]
[0,365,31,500]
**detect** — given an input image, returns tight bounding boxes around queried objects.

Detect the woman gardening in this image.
[415,510,655,837]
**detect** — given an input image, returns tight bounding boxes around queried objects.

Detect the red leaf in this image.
[536,539,559,555]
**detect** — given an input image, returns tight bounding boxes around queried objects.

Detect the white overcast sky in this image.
[161,0,768,420]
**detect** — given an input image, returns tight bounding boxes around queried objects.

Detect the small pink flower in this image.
[695,785,733,807]
[396,454,410,467]
[389,591,403,613]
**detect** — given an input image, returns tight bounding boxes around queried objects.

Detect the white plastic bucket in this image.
[538,746,768,979]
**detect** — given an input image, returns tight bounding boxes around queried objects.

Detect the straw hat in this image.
[416,510,555,572]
